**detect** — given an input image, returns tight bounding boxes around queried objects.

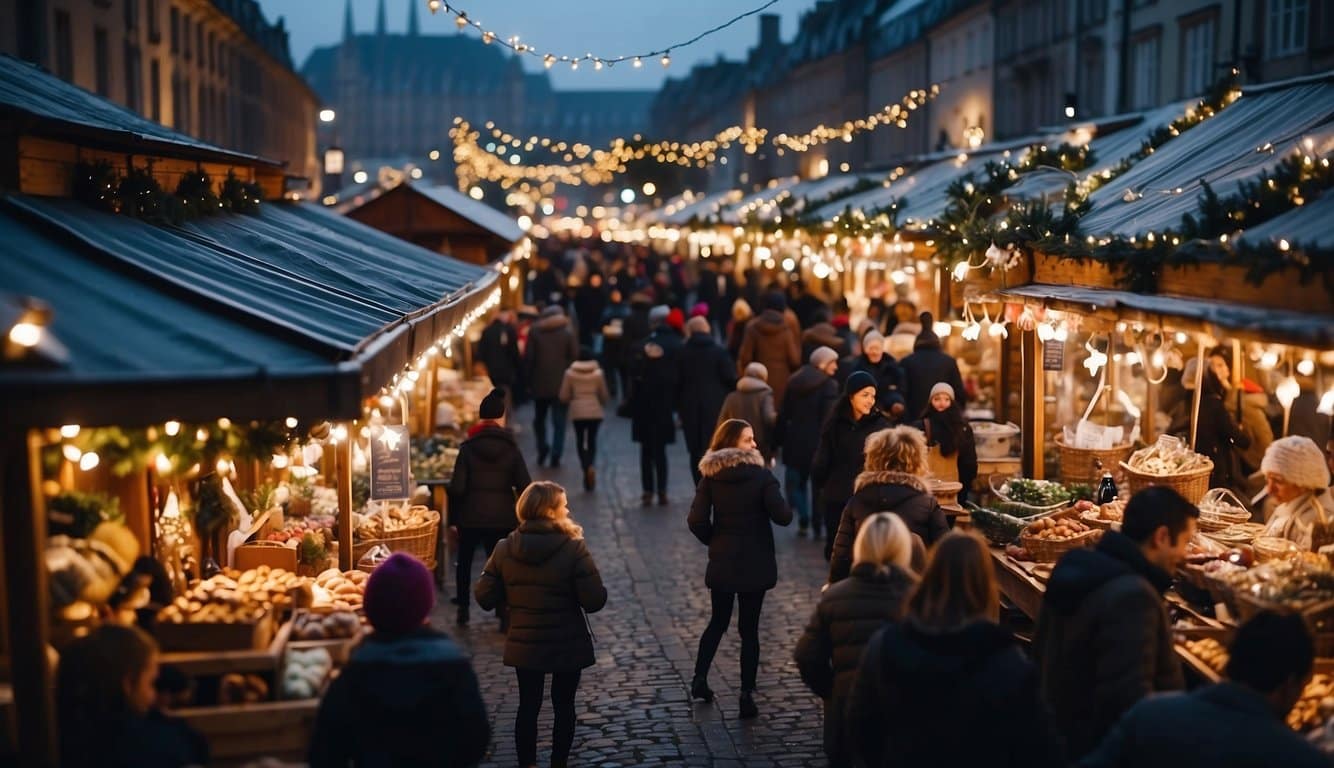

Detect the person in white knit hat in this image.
[1259,436,1334,551]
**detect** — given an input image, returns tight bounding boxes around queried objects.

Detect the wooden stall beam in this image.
[334,428,354,571]
[1021,330,1045,479]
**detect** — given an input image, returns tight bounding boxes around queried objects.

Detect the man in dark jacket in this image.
[572,272,608,348]
[618,291,655,409]
[696,258,738,336]
[774,346,841,534]
[598,289,631,399]
[1081,611,1328,768]
[630,306,684,505]
[525,305,579,467]
[677,316,737,483]
[310,553,490,767]
[899,312,966,417]
[447,390,532,625]
[477,310,521,410]
[1034,486,1198,760]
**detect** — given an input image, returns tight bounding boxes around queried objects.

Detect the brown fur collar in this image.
[854,470,929,494]
[698,447,764,477]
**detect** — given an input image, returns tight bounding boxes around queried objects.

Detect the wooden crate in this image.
[158,618,292,677]
[1032,252,1120,289]
[1157,261,1332,314]
[176,699,320,765]
[155,610,276,655]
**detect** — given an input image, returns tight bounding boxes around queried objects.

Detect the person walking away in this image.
[447,389,532,626]
[475,482,607,768]
[739,292,802,406]
[677,316,738,483]
[801,318,846,367]
[718,362,778,463]
[310,553,489,767]
[812,372,891,556]
[572,273,608,348]
[477,309,522,418]
[57,625,208,768]
[773,347,841,535]
[525,305,579,467]
[688,419,792,718]
[629,306,684,505]
[559,348,610,492]
[828,425,946,583]
[794,513,918,768]
[787,278,828,330]
[899,312,966,418]
[1258,436,1333,551]
[1192,352,1253,493]
[848,531,1063,768]
[598,289,631,399]
[839,329,907,421]
[726,298,754,360]
[919,382,978,496]
[1034,486,1197,760]
[1080,611,1327,768]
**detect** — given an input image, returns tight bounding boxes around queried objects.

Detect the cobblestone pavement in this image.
[434,403,833,767]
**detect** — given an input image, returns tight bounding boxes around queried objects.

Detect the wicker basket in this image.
[1055,436,1133,487]
[1080,509,1118,531]
[1119,460,1214,504]
[1019,527,1101,563]
[353,511,440,571]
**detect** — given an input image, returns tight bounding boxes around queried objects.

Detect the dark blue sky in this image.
[262,0,808,90]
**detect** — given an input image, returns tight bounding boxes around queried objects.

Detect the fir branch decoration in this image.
[220,171,262,214]
[176,170,222,218]
[72,161,120,213]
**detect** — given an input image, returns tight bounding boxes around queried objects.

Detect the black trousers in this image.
[694,589,766,691]
[456,527,508,606]
[639,441,668,494]
[822,498,845,561]
[532,397,568,460]
[573,419,601,471]
[515,667,582,766]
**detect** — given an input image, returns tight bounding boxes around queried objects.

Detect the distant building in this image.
[0,0,321,188]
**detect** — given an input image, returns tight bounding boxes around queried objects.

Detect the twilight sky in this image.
[261,0,809,90]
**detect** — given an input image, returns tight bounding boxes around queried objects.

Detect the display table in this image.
[976,458,1022,502]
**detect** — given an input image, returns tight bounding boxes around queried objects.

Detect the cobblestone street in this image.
[435,404,832,767]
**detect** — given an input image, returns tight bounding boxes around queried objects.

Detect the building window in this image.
[1080,40,1106,117]
[124,0,138,33]
[124,42,141,111]
[94,27,111,96]
[53,10,74,80]
[147,0,159,42]
[1131,34,1160,109]
[150,58,161,120]
[170,7,178,52]
[1082,0,1107,26]
[1267,0,1308,58]
[182,15,190,59]
[1181,16,1216,96]
[196,24,203,69]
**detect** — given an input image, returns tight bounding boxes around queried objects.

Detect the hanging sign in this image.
[1042,341,1065,371]
[369,425,413,500]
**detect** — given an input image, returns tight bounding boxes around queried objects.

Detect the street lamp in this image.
[323,146,344,175]
[319,108,336,123]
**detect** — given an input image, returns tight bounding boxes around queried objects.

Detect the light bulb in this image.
[988,321,1008,338]
[661,54,671,68]
[62,445,82,462]
[285,417,298,429]
[8,322,41,347]
[60,424,80,438]
[271,454,290,470]
[1037,324,1055,342]
[1318,388,1334,416]
[331,425,348,443]
[1276,376,1300,409]
[1297,358,1315,376]
[79,452,100,471]
[164,420,180,436]
[633,57,643,68]
[951,260,971,281]
[155,453,172,474]
[933,322,952,338]
[1259,350,1279,369]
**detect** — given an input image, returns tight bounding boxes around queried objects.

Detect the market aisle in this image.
[434,404,832,767]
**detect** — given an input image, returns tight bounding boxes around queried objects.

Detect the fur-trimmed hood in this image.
[535,312,571,332]
[567,359,601,376]
[698,447,765,477]
[854,470,930,495]
[736,375,772,393]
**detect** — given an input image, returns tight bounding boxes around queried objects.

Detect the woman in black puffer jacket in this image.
[688,419,792,719]
[812,371,892,558]
[794,512,918,768]
[829,425,946,584]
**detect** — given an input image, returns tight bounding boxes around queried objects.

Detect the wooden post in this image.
[335,427,354,571]
[1189,342,1206,450]
[1021,330,1045,479]
[424,361,439,435]
[2,431,57,766]
[1145,378,1159,443]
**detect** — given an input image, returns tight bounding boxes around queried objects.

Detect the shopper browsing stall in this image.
[918,382,978,493]
[1259,436,1334,551]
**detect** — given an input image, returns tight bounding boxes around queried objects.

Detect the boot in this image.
[537,444,549,467]
[584,466,596,491]
[456,604,469,626]
[739,690,758,719]
[641,492,653,506]
[658,492,669,506]
[690,674,714,702]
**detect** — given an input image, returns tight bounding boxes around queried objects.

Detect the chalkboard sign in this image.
[1042,341,1065,372]
[369,425,413,500]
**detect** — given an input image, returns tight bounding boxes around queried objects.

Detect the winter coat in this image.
[1261,488,1334,552]
[478,319,521,389]
[675,332,737,455]
[1195,390,1252,491]
[524,310,579,399]
[1079,682,1330,768]
[738,309,802,405]
[558,360,610,422]
[447,424,532,530]
[629,327,683,446]
[309,628,490,768]
[598,303,631,367]
[687,448,792,592]
[717,376,778,460]
[840,353,907,415]
[1229,387,1275,475]
[801,322,846,363]
[774,365,840,473]
[811,405,892,507]
[475,519,607,670]
[828,471,946,584]
[848,620,1064,768]
[922,409,978,489]
[623,300,653,347]
[793,562,916,767]
[899,345,966,418]
[1033,530,1184,760]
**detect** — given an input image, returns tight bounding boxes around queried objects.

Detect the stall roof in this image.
[998,283,1334,347]
[1079,72,1334,237]
[718,176,802,224]
[410,184,526,243]
[738,172,882,223]
[0,54,275,168]
[659,188,744,225]
[1234,188,1334,250]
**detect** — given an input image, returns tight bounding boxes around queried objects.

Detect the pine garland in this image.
[72,162,262,224]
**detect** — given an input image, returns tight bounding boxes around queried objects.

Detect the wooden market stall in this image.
[343,180,526,266]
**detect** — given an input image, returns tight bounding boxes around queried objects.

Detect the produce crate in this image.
[155,609,276,654]
[176,699,319,765]
[157,618,292,677]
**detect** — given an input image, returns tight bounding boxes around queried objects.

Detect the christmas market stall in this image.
[0,55,499,766]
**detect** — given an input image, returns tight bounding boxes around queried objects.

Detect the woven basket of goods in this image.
[1019,516,1101,563]
[1196,488,1253,532]
[352,505,439,570]
[1120,436,1213,503]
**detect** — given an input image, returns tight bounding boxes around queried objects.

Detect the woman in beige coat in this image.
[559,348,611,491]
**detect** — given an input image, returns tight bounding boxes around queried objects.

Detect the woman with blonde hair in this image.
[848,531,1062,768]
[828,425,946,584]
[476,481,607,768]
[794,512,919,767]
[688,418,791,718]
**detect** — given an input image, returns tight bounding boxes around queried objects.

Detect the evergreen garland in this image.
[71,163,262,224]
[176,170,222,218]
[72,160,120,213]
[220,171,263,214]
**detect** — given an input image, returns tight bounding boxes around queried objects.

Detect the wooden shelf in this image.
[158,618,293,678]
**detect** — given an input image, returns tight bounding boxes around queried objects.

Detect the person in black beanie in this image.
[811,371,891,557]
[900,312,967,418]
[447,389,531,626]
